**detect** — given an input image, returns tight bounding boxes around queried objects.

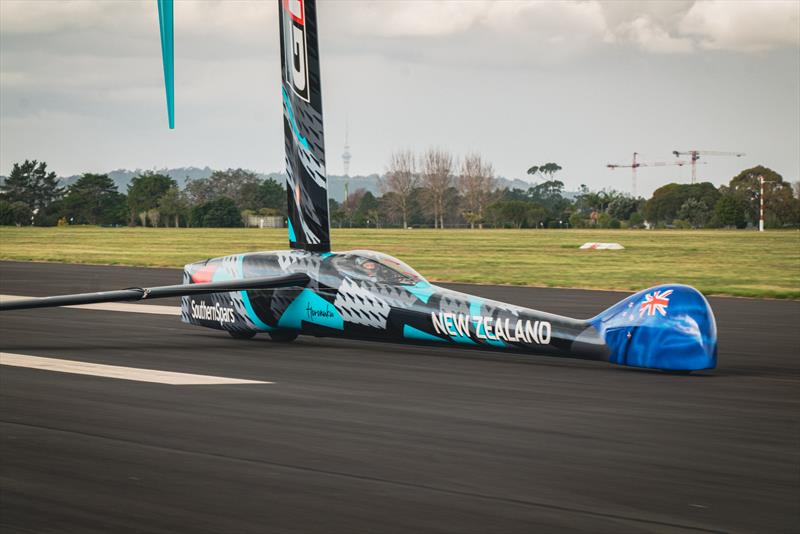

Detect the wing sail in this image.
[157,0,174,129]
[279,0,331,252]
[0,273,310,311]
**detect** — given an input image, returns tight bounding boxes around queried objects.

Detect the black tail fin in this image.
[279,0,330,252]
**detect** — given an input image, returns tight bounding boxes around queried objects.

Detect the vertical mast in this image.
[279,0,331,252]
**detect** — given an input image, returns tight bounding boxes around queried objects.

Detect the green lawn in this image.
[1,226,798,298]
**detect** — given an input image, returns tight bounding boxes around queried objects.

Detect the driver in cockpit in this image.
[356,259,379,279]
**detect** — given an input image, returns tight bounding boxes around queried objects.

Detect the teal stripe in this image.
[406,281,435,304]
[156,0,174,129]
[469,298,505,347]
[403,325,445,343]
[278,289,344,330]
[240,291,272,331]
[282,87,310,150]
[235,255,272,331]
[450,333,477,345]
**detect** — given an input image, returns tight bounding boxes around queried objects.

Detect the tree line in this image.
[1,156,798,229]
[0,161,285,227]
[357,149,799,230]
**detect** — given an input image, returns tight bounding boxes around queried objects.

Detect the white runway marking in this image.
[0,353,271,385]
[0,295,180,316]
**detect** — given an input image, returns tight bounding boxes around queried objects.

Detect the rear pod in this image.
[590,284,717,371]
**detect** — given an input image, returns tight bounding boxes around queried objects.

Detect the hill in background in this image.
[2,168,545,202]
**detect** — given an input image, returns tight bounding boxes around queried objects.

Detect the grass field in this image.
[0,226,798,298]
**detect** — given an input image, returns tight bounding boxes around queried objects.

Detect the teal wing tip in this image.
[157,0,174,129]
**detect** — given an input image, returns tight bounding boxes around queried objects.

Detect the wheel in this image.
[228,330,257,340]
[268,330,298,342]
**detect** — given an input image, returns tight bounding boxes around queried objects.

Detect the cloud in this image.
[1,0,798,184]
[2,1,797,74]
[321,1,613,66]
[341,1,483,38]
[0,1,130,35]
[621,15,694,54]
[321,1,799,64]
[0,0,278,61]
[599,0,800,55]
[680,0,800,52]
[337,0,609,41]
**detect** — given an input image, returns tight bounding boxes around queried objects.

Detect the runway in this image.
[1,261,798,533]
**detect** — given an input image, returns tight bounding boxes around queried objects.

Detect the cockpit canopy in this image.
[332,250,425,285]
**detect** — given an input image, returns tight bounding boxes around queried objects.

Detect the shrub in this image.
[190,197,243,227]
[628,212,644,228]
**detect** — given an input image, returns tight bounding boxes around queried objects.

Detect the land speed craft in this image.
[0,0,718,373]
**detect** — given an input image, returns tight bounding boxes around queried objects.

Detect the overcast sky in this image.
[1,0,798,196]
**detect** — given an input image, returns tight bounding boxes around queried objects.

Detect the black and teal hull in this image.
[182,250,717,372]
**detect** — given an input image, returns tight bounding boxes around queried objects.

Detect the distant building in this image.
[244,214,284,228]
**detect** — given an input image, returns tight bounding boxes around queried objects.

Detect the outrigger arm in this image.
[0,273,310,311]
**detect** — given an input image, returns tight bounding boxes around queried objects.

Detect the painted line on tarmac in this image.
[0,295,180,316]
[0,353,271,385]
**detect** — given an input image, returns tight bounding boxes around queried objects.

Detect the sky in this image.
[1,0,798,197]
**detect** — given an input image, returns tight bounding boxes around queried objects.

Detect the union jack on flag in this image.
[639,289,673,317]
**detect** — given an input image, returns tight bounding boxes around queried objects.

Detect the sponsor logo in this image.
[282,0,310,102]
[306,302,335,320]
[639,289,673,317]
[190,299,236,325]
[431,312,551,345]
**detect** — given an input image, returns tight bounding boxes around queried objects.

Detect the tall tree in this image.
[576,189,611,215]
[727,165,796,227]
[712,195,747,228]
[460,153,495,229]
[127,171,175,226]
[157,187,187,227]
[540,163,563,179]
[421,148,454,229]
[341,189,366,227]
[442,185,463,227]
[677,198,711,228]
[382,149,417,229]
[183,168,261,210]
[255,178,286,214]
[354,191,380,227]
[328,198,346,228]
[190,197,243,227]
[644,182,720,225]
[147,208,161,228]
[526,204,548,228]
[528,180,565,206]
[527,179,569,226]
[1,160,62,214]
[486,200,545,229]
[0,200,33,226]
[526,162,562,181]
[63,173,126,225]
[607,195,643,221]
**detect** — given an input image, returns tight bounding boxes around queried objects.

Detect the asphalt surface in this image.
[1,260,798,533]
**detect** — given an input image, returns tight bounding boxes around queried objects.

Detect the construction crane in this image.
[606,152,698,197]
[672,150,745,184]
